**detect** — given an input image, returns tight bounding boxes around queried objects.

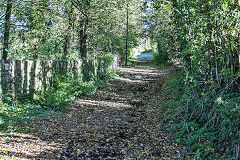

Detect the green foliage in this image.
[97,54,114,67]
[159,68,240,159]
[0,72,115,130]
[0,57,117,129]
[33,75,96,111]
[96,54,116,81]
[0,97,52,130]
[153,53,170,67]
[149,0,240,158]
[172,90,240,159]
[30,55,116,111]
[0,0,144,60]
[155,70,183,115]
[162,71,184,100]
[33,69,116,111]
[141,49,154,53]
[145,0,176,65]
[169,0,240,158]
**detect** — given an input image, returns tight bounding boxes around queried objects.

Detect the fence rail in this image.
[0,55,120,99]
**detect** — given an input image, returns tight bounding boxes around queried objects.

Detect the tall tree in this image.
[125,3,129,66]
[2,0,12,60]
[63,2,73,59]
[71,0,90,59]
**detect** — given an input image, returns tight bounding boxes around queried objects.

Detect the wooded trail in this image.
[1,65,180,159]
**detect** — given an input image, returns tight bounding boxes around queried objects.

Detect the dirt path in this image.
[0,66,180,159]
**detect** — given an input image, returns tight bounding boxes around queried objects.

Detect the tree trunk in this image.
[125,3,129,66]
[63,4,73,59]
[79,17,89,81]
[79,18,88,59]
[2,0,13,60]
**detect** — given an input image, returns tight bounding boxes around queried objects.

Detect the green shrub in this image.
[162,71,184,100]
[33,75,98,111]
[172,90,240,159]
[97,54,114,66]
[96,54,116,81]
[159,68,240,159]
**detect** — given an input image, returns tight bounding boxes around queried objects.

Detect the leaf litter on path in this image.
[0,66,180,159]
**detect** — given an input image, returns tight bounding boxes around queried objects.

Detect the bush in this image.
[96,54,116,81]
[174,90,240,159]
[97,54,114,67]
[33,75,98,111]
[160,68,240,159]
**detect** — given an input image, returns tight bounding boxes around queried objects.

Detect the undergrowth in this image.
[34,70,116,111]
[0,98,52,131]
[0,55,117,131]
[158,67,240,159]
[0,74,116,131]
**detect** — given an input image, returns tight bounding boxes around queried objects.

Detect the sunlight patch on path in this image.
[118,67,169,76]
[76,99,133,109]
[115,77,144,83]
[0,132,57,160]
